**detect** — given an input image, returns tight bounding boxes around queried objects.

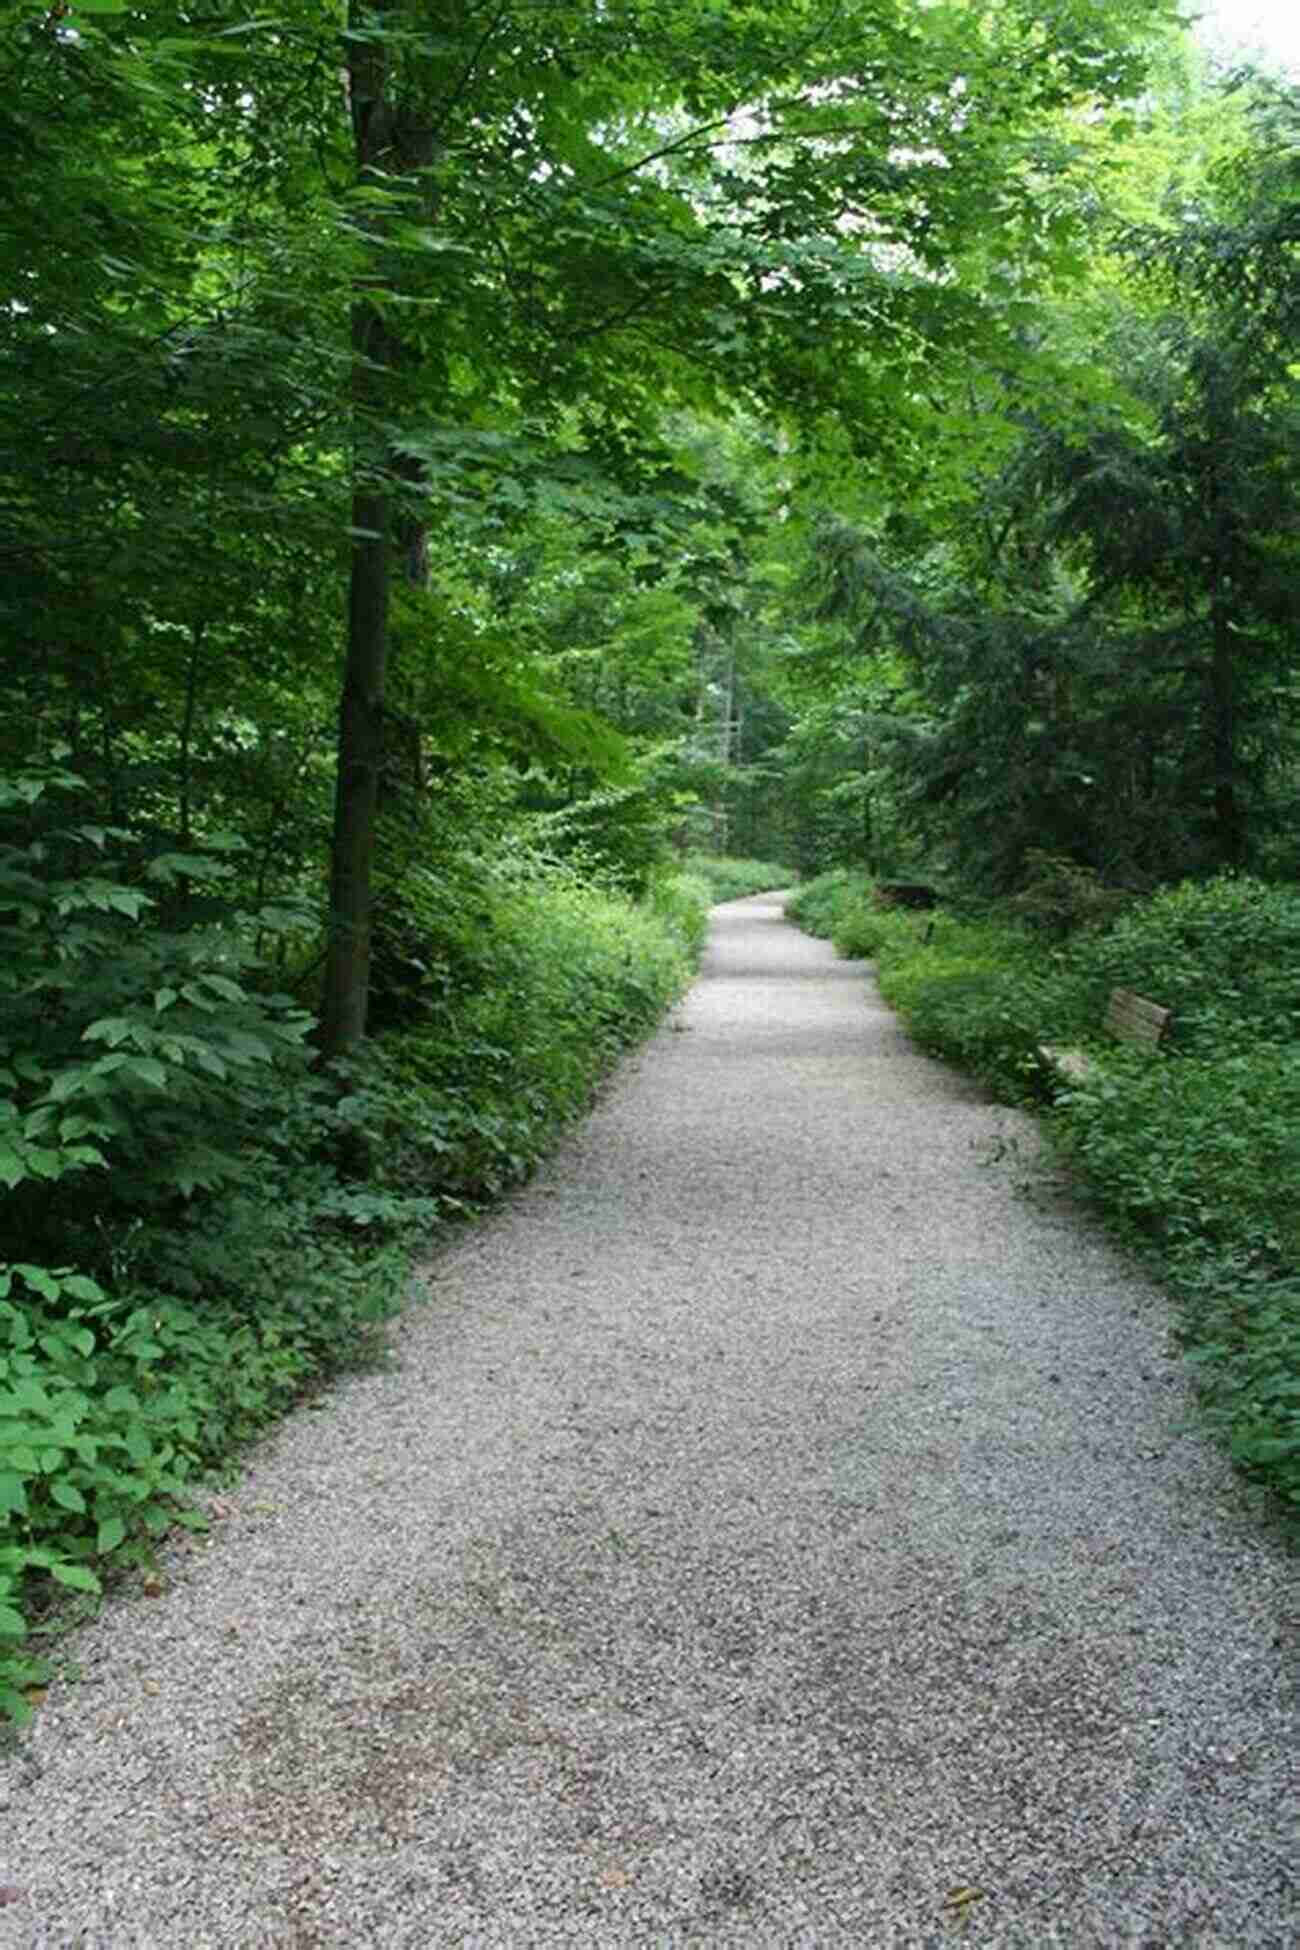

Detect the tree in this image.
[3,0,1189,1044]
[308,0,1189,1047]
[765,69,1299,890]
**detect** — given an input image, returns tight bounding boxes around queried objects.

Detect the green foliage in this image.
[1008,851,1140,939]
[524,783,678,899]
[0,1251,399,1724]
[784,869,874,941]
[363,864,701,1208]
[0,793,705,1719]
[774,81,1300,897]
[681,855,791,903]
[1051,1049,1300,1519]
[1059,875,1300,1055]
[872,918,1058,1098]
[646,870,713,960]
[0,765,314,1253]
[1051,1049,1300,1267]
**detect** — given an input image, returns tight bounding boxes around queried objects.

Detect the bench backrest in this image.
[1105,987,1170,1048]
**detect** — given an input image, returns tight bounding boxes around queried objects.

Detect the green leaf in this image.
[123,1424,153,1465]
[62,1277,105,1306]
[48,1563,100,1595]
[0,1605,27,1640]
[51,1481,87,1515]
[0,1475,27,1517]
[89,1053,131,1077]
[128,1059,169,1089]
[200,974,246,1004]
[44,1069,88,1103]
[96,1515,127,1555]
[83,1018,133,1048]
[13,1266,61,1303]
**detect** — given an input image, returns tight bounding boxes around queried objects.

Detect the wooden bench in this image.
[1038,987,1171,1085]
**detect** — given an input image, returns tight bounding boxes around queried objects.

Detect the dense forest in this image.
[1,0,1297,1713]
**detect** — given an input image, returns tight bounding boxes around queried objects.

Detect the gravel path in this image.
[1,892,1295,1947]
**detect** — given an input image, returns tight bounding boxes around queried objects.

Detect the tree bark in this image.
[1209,573,1242,868]
[319,2,430,1059]
[1203,386,1243,871]
[320,480,391,1058]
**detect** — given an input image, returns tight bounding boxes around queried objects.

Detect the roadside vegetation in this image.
[0,763,710,1721]
[681,856,793,904]
[788,867,1300,1531]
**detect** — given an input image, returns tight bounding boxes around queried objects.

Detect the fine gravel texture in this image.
[1,891,1296,1947]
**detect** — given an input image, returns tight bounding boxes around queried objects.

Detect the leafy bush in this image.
[784,868,874,939]
[0,764,315,1257]
[1051,1047,1300,1518]
[0,784,707,1721]
[1052,1048,1300,1268]
[0,1251,401,1723]
[525,782,675,897]
[1060,875,1300,1057]
[365,866,701,1206]
[1187,1279,1300,1505]
[647,869,712,959]
[682,854,791,903]
[873,916,1058,1099]
[1007,850,1140,939]
[830,895,916,961]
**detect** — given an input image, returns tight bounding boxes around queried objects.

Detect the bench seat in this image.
[1038,987,1170,1084]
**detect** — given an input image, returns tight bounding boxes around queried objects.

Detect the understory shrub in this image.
[1,782,708,1720]
[872,915,1061,1099]
[0,1250,402,1722]
[1050,1046,1300,1518]
[363,866,702,1206]
[0,764,316,1262]
[783,868,873,940]
[682,854,791,903]
[1058,875,1300,1057]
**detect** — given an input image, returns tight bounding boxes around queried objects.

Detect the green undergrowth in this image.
[682,853,792,903]
[788,866,1300,1530]
[783,868,870,943]
[0,766,710,1720]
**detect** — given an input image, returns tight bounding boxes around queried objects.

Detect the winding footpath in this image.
[1,893,1296,1947]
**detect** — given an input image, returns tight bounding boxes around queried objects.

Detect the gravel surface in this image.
[1,891,1295,1947]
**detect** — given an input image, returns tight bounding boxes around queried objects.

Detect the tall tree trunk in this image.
[1209,573,1242,868]
[320,479,391,1057]
[320,2,430,1059]
[1203,403,1243,871]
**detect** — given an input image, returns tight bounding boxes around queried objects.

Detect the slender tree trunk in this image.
[1203,407,1243,870]
[320,2,430,1059]
[177,618,204,846]
[320,480,391,1056]
[1209,574,1242,867]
